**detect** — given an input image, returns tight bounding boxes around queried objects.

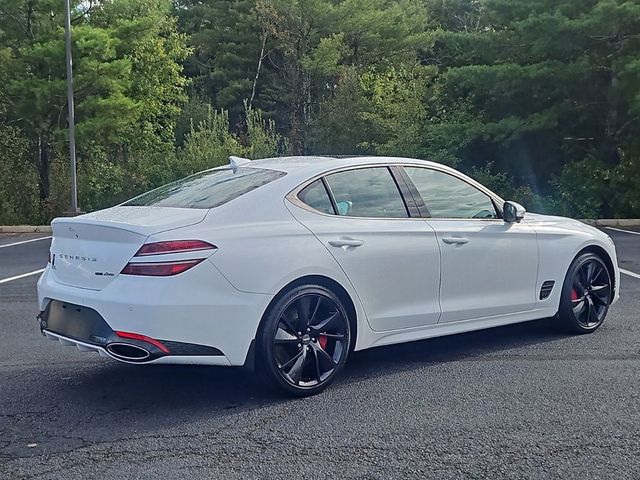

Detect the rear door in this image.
[288,166,441,332]
[402,166,539,323]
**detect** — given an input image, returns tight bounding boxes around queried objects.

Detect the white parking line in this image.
[0,236,52,249]
[606,227,640,236]
[620,268,640,280]
[0,268,45,285]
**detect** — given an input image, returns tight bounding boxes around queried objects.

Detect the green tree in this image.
[175,0,430,154]
[175,0,260,119]
[0,0,189,216]
[0,126,40,224]
[421,0,640,215]
[178,102,289,180]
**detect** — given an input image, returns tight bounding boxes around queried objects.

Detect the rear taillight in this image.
[134,240,215,256]
[121,259,204,277]
[121,240,216,277]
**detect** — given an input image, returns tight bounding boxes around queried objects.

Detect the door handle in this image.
[442,237,469,245]
[328,238,364,248]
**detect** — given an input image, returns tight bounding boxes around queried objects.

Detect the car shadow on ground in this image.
[66,318,566,412]
[348,319,567,376]
[342,317,565,383]
[5,317,573,453]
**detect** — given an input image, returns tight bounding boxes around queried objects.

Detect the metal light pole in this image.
[64,0,79,214]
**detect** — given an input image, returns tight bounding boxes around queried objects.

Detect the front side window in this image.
[324,167,408,218]
[404,167,497,219]
[124,167,285,209]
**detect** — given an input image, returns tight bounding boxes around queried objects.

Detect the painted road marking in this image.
[0,269,45,285]
[0,236,52,249]
[606,227,640,236]
[620,268,640,280]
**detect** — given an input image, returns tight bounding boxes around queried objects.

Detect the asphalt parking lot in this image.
[1,228,639,479]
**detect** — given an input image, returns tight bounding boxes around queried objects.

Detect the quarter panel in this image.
[146,196,373,351]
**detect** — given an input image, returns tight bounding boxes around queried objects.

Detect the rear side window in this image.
[124,167,286,209]
[324,167,408,218]
[298,180,335,214]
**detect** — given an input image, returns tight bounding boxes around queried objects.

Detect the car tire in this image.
[256,284,351,396]
[557,252,613,334]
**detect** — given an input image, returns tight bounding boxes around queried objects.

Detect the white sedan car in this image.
[37,156,620,395]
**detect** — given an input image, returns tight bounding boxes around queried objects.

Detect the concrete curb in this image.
[0,219,639,233]
[0,226,52,233]
[578,219,640,227]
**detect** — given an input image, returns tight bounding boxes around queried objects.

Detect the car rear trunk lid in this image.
[49,206,208,290]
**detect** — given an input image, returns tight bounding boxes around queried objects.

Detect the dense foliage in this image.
[1,0,639,223]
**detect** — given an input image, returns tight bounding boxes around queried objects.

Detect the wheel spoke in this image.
[280,311,299,338]
[572,299,586,317]
[312,348,322,383]
[590,284,610,306]
[309,296,322,324]
[314,343,338,371]
[578,265,588,288]
[318,332,345,339]
[585,262,595,285]
[590,264,604,284]
[280,348,304,370]
[286,348,308,384]
[296,296,312,329]
[274,327,300,344]
[587,296,598,325]
[311,310,341,332]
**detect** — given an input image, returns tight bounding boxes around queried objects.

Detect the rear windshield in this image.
[123,167,286,209]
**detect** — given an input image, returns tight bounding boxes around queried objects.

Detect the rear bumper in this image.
[41,329,233,366]
[38,300,228,365]
[36,260,271,366]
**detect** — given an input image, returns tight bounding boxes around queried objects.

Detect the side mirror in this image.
[503,201,526,223]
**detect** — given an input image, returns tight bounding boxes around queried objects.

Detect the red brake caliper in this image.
[318,335,328,350]
[571,289,578,301]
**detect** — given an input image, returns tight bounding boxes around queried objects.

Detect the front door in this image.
[403,166,539,323]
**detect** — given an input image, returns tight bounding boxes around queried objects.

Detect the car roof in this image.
[247,155,446,176]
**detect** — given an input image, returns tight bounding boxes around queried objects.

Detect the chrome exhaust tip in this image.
[106,342,151,362]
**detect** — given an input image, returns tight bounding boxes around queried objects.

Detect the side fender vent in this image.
[540,280,555,300]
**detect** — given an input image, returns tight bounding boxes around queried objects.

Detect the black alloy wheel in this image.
[257,284,351,396]
[558,253,612,333]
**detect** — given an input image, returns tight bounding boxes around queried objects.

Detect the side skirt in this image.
[357,307,559,351]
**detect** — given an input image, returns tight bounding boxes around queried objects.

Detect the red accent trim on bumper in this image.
[114,331,170,354]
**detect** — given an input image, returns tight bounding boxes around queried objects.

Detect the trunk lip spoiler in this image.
[229,155,251,172]
[50,206,210,238]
